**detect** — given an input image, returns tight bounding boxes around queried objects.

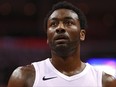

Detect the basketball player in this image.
[8,1,116,87]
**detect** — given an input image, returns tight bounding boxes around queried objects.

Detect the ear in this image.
[47,39,49,44]
[80,29,86,41]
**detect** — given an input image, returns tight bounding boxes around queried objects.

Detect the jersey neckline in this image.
[46,58,90,81]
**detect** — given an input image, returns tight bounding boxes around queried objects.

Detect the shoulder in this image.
[87,64,116,87]
[8,64,35,87]
[102,72,116,87]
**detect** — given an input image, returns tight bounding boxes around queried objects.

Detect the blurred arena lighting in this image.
[0,2,12,15]
[87,58,116,78]
[23,3,36,16]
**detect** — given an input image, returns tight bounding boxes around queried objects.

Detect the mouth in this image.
[54,35,69,44]
[55,34,68,40]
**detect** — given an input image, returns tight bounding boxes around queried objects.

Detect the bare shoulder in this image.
[7,64,35,87]
[102,72,116,87]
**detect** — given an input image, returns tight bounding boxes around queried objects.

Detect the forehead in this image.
[49,9,79,20]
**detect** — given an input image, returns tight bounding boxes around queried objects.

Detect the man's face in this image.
[47,9,85,56]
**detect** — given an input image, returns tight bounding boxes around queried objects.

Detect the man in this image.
[8,1,115,87]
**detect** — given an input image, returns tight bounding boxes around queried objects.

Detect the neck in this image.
[50,45,85,76]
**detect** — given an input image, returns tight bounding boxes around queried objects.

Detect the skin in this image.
[7,9,115,87]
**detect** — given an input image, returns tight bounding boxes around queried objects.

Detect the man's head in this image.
[45,1,87,57]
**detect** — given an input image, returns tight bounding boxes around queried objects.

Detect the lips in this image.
[54,34,69,40]
[54,34,69,44]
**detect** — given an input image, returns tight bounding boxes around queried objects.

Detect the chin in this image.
[54,45,70,57]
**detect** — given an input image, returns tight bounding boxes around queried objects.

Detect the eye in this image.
[64,20,74,26]
[50,21,58,27]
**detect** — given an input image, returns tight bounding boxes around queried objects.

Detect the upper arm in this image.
[7,65,35,87]
[109,79,116,87]
[102,72,116,87]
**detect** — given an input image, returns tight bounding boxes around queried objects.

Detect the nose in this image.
[56,22,65,33]
[56,28,65,33]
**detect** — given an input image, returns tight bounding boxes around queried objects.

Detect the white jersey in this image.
[32,58,102,87]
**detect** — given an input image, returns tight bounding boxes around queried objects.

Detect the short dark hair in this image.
[44,1,87,32]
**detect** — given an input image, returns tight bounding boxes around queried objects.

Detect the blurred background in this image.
[0,0,116,86]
